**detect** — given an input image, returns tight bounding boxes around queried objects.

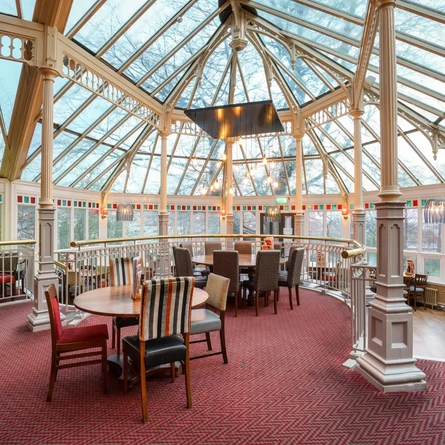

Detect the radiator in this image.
[425,287,438,307]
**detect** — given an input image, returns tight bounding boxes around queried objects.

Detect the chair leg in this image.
[205,332,212,350]
[46,356,58,402]
[102,340,108,394]
[235,290,238,317]
[220,318,228,364]
[112,321,116,349]
[255,292,259,316]
[184,334,192,409]
[117,327,121,356]
[171,362,176,382]
[123,350,128,394]
[273,290,278,314]
[295,284,300,306]
[288,287,293,310]
[140,344,148,423]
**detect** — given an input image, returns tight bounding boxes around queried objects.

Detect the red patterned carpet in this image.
[1,289,444,445]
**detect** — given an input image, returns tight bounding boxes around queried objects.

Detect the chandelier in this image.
[266,205,280,222]
[116,204,134,222]
[424,198,445,224]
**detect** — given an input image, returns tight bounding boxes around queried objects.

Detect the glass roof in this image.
[0,0,444,197]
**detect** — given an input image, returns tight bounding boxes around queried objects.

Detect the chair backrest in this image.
[205,241,222,255]
[234,241,252,255]
[254,250,280,292]
[173,247,194,277]
[205,273,230,312]
[286,248,305,287]
[139,277,195,341]
[109,257,133,286]
[414,273,428,289]
[179,242,193,257]
[45,283,63,344]
[213,250,239,294]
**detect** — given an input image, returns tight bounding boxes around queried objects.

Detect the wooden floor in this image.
[413,307,445,361]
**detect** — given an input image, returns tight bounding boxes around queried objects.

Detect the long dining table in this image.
[74,284,208,384]
[192,252,286,268]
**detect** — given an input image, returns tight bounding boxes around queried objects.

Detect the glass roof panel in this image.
[66,97,114,134]
[397,83,445,114]
[54,139,96,182]
[255,0,364,40]
[125,15,220,86]
[71,0,149,53]
[21,154,41,182]
[0,2,17,16]
[395,8,444,47]
[0,127,4,161]
[101,0,190,69]
[21,0,36,20]
[126,153,150,194]
[309,0,367,18]
[70,143,119,189]
[0,59,22,133]
[257,10,360,62]
[305,159,325,194]
[325,172,341,194]
[65,0,95,36]
[396,40,445,73]
[53,84,94,124]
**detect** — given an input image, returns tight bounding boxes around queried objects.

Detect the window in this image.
[243,211,256,234]
[125,211,141,237]
[143,211,158,236]
[308,211,323,237]
[207,212,220,234]
[424,257,440,278]
[326,211,341,238]
[17,205,36,240]
[107,211,123,239]
[88,209,99,240]
[404,208,418,251]
[192,211,206,234]
[176,211,190,235]
[73,208,86,242]
[57,208,71,249]
[366,210,377,247]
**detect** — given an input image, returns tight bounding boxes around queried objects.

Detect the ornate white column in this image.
[27,67,60,332]
[225,139,234,249]
[158,131,170,276]
[294,132,304,236]
[350,108,366,245]
[354,0,426,392]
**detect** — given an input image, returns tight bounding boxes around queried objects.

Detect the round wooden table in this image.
[192,253,286,268]
[74,284,208,317]
[74,284,208,385]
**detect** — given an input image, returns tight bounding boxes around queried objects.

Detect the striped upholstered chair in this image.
[109,257,139,356]
[122,276,195,423]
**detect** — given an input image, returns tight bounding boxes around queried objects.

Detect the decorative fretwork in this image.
[171,119,208,137]
[61,54,160,128]
[0,33,35,64]
[304,99,350,130]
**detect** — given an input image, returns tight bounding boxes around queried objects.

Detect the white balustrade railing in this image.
[0,240,36,303]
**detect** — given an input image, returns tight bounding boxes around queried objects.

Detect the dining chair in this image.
[234,241,252,255]
[247,250,281,316]
[122,276,195,423]
[0,252,19,297]
[173,247,207,289]
[407,273,428,311]
[205,241,222,255]
[45,283,108,402]
[179,241,208,276]
[278,247,305,310]
[213,250,241,316]
[190,273,230,363]
[109,257,138,356]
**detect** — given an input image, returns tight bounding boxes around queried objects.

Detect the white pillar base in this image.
[355,351,426,393]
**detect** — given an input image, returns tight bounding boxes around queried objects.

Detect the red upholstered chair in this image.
[45,283,108,402]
